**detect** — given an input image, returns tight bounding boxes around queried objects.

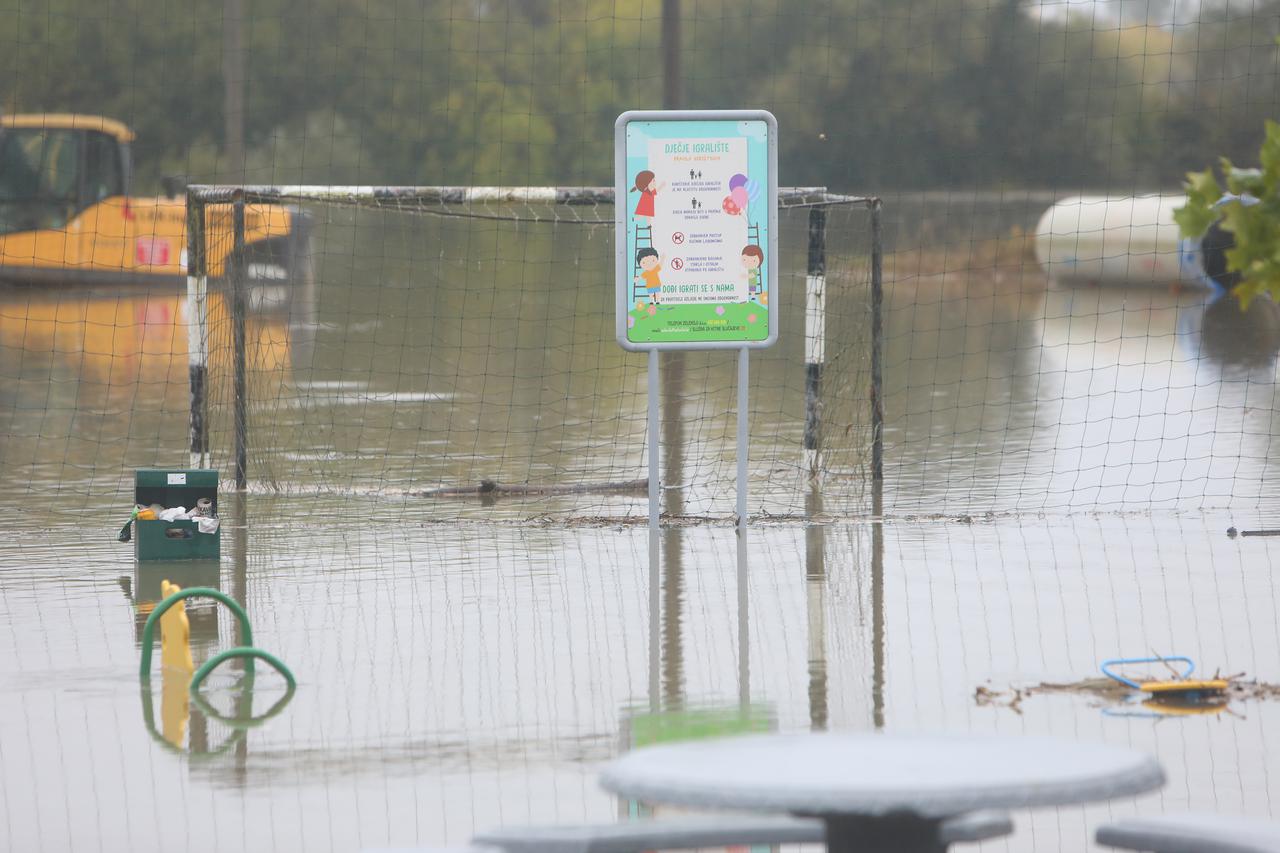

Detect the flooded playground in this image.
[2,201,1279,852]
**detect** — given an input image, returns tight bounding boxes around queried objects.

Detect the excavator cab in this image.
[0,113,312,327]
[0,115,130,236]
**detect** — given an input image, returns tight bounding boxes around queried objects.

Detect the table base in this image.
[824,814,947,853]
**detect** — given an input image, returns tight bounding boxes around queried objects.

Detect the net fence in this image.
[4,4,1280,853]
[9,184,1280,520]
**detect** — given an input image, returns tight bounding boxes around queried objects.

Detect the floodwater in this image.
[2,202,1279,852]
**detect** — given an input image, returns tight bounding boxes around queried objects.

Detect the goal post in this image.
[184,184,882,523]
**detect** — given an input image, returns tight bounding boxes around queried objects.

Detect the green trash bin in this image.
[134,469,220,561]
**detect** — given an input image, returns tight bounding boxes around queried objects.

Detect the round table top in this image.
[599,732,1165,819]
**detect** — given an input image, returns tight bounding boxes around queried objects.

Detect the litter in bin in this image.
[117,507,140,542]
[132,469,221,561]
[118,500,219,543]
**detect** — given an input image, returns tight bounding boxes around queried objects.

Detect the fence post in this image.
[804,207,827,484]
[186,192,208,469]
[232,192,248,491]
[870,198,884,483]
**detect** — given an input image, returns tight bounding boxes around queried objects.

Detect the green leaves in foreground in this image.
[1172,168,1222,239]
[1175,120,1280,308]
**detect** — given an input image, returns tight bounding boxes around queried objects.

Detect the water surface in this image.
[2,202,1278,852]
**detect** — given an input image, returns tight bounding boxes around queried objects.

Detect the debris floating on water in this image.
[974,676,1280,714]
[1101,655,1229,701]
[1227,526,1280,537]
[412,479,648,498]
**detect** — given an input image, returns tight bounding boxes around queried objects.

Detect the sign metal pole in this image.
[737,346,749,529]
[649,349,661,530]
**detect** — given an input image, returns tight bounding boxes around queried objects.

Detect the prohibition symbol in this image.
[671,232,686,245]
[670,258,684,271]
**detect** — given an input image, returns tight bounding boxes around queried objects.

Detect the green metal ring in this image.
[190,646,296,694]
[139,587,253,680]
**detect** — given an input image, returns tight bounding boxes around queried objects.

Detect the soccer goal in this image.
[184,185,882,523]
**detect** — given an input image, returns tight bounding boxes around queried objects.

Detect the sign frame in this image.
[614,109,779,352]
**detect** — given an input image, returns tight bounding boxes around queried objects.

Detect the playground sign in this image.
[615,110,778,351]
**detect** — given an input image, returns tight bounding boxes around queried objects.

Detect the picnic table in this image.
[599,732,1165,853]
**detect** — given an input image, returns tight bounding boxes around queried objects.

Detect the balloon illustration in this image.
[722,196,740,215]
[745,178,761,205]
[729,173,748,191]
[731,186,749,212]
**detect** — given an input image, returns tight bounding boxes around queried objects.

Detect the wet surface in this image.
[2,507,1277,852]
[2,206,1279,851]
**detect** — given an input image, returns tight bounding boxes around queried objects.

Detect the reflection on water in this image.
[1181,290,1280,371]
[1,207,874,520]
[805,489,829,730]
[130,561,221,644]
[886,283,1280,512]
[0,282,295,496]
[2,509,1275,852]
[4,213,1280,852]
[7,217,1280,522]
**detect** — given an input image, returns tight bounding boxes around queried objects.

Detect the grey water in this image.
[1,199,1278,852]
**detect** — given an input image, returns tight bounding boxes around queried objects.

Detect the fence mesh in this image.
[184,190,877,522]
[4,3,1280,852]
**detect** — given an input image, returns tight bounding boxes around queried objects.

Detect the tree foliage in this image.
[1175,120,1280,307]
[2,0,1278,192]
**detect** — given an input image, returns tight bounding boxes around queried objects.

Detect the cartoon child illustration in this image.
[741,244,764,302]
[635,248,664,305]
[631,170,665,224]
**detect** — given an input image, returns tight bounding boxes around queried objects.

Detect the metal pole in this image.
[186,194,208,469]
[660,0,686,521]
[232,193,248,491]
[648,348,660,529]
[737,347,749,529]
[804,205,835,726]
[870,199,886,728]
[805,208,827,484]
[737,521,749,708]
[870,199,884,482]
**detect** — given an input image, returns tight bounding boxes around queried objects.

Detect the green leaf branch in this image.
[1175,120,1280,308]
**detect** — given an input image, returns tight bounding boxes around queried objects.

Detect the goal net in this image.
[186,186,879,523]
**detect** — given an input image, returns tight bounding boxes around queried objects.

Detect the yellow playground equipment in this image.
[0,114,310,292]
[1101,656,1230,704]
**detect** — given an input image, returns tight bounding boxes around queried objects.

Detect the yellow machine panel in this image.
[0,114,303,284]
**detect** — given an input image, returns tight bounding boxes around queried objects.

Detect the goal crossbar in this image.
[187,185,874,210]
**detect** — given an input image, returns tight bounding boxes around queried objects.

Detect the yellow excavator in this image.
[0,113,310,296]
